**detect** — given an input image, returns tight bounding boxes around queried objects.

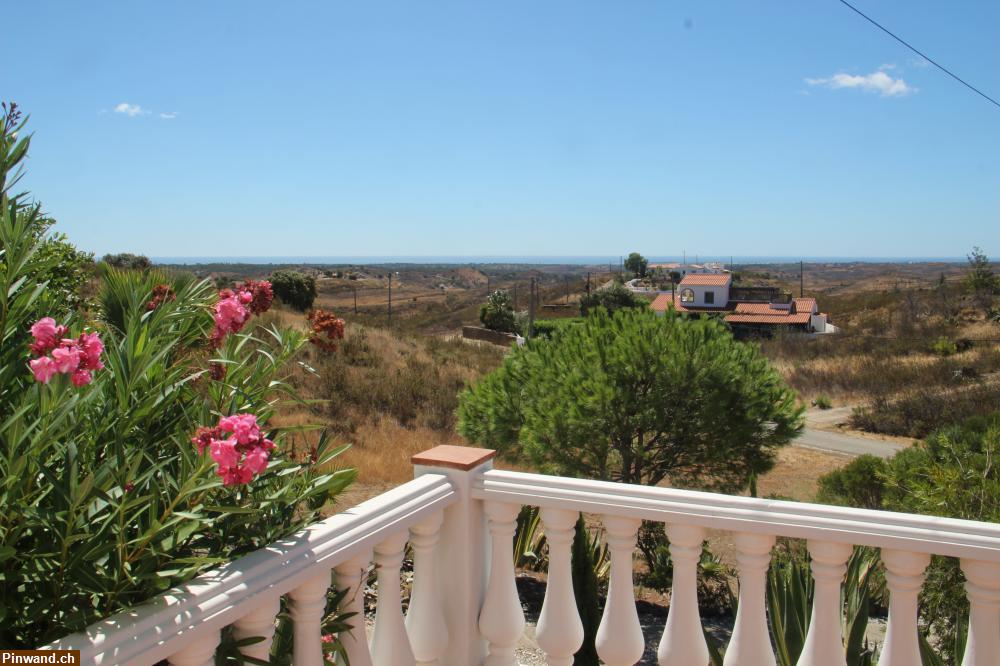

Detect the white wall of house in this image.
[810,313,827,333]
[679,283,730,308]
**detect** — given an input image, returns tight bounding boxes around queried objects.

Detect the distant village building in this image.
[650,273,833,334]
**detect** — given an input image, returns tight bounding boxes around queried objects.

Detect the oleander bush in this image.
[0,106,355,649]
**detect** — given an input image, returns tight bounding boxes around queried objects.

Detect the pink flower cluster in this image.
[191,413,276,486]
[210,280,273,347]
[28,317,104,386]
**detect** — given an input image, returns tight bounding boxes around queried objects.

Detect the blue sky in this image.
[6,1,999,259]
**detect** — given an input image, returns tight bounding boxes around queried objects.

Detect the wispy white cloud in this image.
[114,102,146,117]
[805,68,915,97]
[159,112,178,120]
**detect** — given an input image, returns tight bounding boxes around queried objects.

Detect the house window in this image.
[680,288,694,303]
[704,291,715,304]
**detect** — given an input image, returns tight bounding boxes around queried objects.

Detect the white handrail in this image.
[44,473,456,665]
[473,470,1000,561]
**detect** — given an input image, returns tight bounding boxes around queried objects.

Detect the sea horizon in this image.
[151,254,970,266]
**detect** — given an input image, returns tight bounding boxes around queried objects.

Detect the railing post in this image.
[289,570,333,666]
[798,540,852,666]
[412,445,497,666]
[480,500,526,665]
[371,531,416,665]
[658,523,709,665]
[536,507,584,666]
[960,559,1000,666]
[334,552,374,666]
[406,509,448,666]
[724,531,777,666]
[595,515,644,666]
[232,595,281,662]
[167,630,220,666]
[878,548,929,666]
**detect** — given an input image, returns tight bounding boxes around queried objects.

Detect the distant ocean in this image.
[152,255,967,266]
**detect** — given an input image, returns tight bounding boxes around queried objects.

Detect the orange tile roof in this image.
[733,302,788,315]
[725,312,812,325]
[650,293,674,312]
[793,298,817,312]
[679,273,731,287]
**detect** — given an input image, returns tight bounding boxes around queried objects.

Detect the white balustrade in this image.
[39,450,1000,666]
[595,515,645,666]
[724,532,777,666]
[797,540,852,666]
[334,553,374,666]
[479,500,525,666]
[289,571,333,666]
[232,595,281,662]
[961,559,1000,666]
[167,631,220,666]
[536,507,584,666]
[657,523,709,666]
[371,531,416,665]
[406,510,448,666]
[878,548,930,666]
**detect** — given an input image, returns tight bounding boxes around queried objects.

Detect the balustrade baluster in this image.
[334,553,375,666]
[406,510,448,666]
[959,559,1000,666]
[797,540,852,666]
[878,548,929,666]
[536,507,584,666]
[595,515,644,666]
[167,631,220,666]
[371,532,416,665]
[479,500,525,666]
[289,571,333,666]
[233,595,281,662]
[724,532,776,666]
[657,523,709,665]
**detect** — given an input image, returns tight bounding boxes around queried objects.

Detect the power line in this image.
[836,0,1000,110]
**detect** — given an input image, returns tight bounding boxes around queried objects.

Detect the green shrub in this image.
[459,309,803,491]
[101,252,151,271]
[270,270,317,311]
[932,336,957,357]
[850,385,998,439]
[578,284,643,316]
[815,455,888,510]
[530,317,582,338]
[812,394,833,410]
[0,107,354,648]
[479,289,517,333]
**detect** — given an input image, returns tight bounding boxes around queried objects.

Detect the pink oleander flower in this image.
[219,413,260,444]
[321,634,334,644]
[78,332,105,371]
[192,413,275,486]
[71,369,92,387]
[51,343,81,374]
[209,437,240,469]
[27,319,105,386]
[29,356,58,383]
[30,317,69,356]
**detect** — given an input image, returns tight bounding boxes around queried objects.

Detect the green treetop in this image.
[458,308,803,491]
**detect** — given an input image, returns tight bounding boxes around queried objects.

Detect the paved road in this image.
[794,428,907,458]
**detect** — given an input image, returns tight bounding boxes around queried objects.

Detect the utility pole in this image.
[586,272,591,294]
[353,286,357,314]
[565,276,569,304]
[800,261,804,298]
[487,275,491,294]
[528,277,536,339]
[388,273,392,327]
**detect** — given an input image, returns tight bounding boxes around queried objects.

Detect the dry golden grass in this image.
[757,446,850,501]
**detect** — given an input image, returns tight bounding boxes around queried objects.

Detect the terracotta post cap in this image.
[411,445,497,471]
